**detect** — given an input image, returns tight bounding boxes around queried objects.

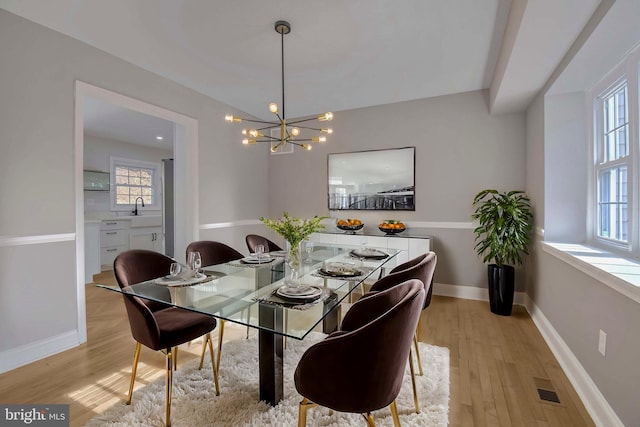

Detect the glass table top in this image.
[97,243,401,340]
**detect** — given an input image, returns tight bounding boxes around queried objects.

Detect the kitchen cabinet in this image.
[100,220,130,270]
[130,227,164,252]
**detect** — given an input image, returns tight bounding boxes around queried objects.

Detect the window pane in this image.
[112,163,158,206]
[598,166,628,242]
[602,84,628,162]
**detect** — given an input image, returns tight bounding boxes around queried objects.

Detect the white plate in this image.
[319,262,362,277]
[350,248,388,259]
[241,256,275,264]
[155,272,209,287]
[276,285,322,300]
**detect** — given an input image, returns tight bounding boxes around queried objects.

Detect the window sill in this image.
[542,242,640,304]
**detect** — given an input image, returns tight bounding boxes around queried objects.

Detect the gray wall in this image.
[544,92,588,243]
[526,11,640,424]
[528,90,640,427]
[268,90,527,289]
[0,10,267,369]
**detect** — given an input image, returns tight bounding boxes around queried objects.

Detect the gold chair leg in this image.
[126,342,142,405]
[173,346,178,371]
[216,320,225,374]
[206,333,220,396]
[408,347,420,413]
[363,412,376,426]
[390,400,401,427]
[413,333,423,376]
[166,348,173,427]
[198,334,208,370]
[298,398,316,427]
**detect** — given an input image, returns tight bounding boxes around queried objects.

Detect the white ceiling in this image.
[1,0,601,144]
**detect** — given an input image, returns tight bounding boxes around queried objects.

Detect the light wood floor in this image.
[0,272,594,426]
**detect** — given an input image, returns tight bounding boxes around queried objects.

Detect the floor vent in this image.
[534,377,561,404]
[537,388,561,403]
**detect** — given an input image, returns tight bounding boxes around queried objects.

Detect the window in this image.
[110,157,162,211]
[595,82,629,243]
[591,46,639,253]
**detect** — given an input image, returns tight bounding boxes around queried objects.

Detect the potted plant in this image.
[260,212,328,278]
[472,189,533,315]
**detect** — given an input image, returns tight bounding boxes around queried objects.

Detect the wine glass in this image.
[188,251,202,275]
[169,262,182,278]
[255,244,265,259]
[304,241,314,263]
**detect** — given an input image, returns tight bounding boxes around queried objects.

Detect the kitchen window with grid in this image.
[110,157,161,211]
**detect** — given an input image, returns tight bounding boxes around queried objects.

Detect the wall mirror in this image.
[328,147,415,210]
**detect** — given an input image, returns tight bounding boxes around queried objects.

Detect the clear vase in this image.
[285,241,302,284]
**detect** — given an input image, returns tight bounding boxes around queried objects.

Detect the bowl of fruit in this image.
[378,220,406,235]
[336,218,364,233]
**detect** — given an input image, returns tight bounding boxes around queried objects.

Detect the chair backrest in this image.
[294,279,425,413]
[113,249,174,288]
[185,240,243,267]
[245,234,283,253]
[113,250,174,348]
[371,251,437,309]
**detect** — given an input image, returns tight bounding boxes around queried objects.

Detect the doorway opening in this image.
[74,81,199,343]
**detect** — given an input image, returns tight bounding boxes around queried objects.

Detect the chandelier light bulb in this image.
[241,129,248,135]
[225,115,242,123]
[318,112,333,121]
[321,128,333,134]
[290,127,300,136]
[311,136,327,143]
[249,129,259,137]
[269,102,279,114]
[302,144,312,150]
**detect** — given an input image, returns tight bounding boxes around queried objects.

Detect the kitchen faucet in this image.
[132,196,145,216]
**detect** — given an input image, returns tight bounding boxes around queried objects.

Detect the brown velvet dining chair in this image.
[368,251,437,413]
[113,249,219,427]
[185,240,246,370]
[245,233,283,253]
[294,279,425,427]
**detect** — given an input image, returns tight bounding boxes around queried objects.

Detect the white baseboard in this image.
[433,282,527,305]
[0,331,80,374]
[523,296,623,427]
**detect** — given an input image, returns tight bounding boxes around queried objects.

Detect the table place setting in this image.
[240,253,276,264]
[349,247,389,260]
[153,256,217,287]
[312,261,372,281]
[254,284,327,310]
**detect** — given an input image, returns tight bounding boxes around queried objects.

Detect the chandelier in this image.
[225,20,333,152]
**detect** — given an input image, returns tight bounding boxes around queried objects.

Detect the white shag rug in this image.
[86,333,449,426]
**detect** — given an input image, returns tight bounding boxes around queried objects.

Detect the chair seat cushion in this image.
[153,307,216,350]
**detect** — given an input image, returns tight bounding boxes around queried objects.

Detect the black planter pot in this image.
[487,264,515,316]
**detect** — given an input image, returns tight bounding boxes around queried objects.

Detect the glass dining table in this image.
[97,243,401,405]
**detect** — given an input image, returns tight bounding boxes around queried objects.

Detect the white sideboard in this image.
[309,231,431,265]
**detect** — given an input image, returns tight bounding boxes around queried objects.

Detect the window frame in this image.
[109,156,162,213]
[589,47,640,256]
